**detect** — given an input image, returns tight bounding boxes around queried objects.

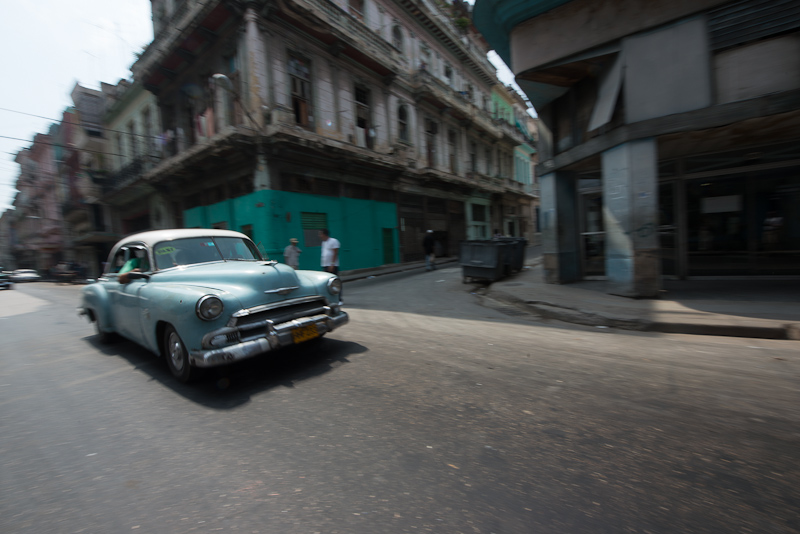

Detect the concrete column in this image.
[540,171,580,284]
[602,138,660,297]
[244,5,268,130]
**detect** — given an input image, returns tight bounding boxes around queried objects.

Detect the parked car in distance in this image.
[0,268,12,290]
[10,269,41,283]
[78,228,348,382]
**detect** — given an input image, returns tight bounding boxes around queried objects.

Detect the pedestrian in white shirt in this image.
[319,228,342,303]
[318,229,340,275]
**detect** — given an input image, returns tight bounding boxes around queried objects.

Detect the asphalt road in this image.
[1,270,799,533]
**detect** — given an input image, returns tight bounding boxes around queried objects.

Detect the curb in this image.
[488,289,797,341]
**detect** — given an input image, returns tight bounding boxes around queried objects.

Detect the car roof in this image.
[118,228,251,248]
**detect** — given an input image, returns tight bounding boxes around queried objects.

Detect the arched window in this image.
[392,25,403,51]
[398,104,409,142]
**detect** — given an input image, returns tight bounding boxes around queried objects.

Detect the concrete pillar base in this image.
[603,139,661,298]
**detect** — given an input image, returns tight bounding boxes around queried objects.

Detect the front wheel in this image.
[93,313,118,344]
[163,325,196,383]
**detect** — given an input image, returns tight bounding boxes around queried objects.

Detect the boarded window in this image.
[301,212,328,247]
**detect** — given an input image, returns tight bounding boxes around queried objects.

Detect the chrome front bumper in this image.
[188,309,349,368]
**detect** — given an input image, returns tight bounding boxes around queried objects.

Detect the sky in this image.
[0,1,522,217]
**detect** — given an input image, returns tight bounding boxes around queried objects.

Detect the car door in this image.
[107,244,151,342]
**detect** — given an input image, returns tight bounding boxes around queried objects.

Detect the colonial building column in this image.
[541,171,579,284]
[602,138,660,297]
[244,4,268,130]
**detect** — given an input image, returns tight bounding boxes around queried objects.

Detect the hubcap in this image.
[168,332,185,372]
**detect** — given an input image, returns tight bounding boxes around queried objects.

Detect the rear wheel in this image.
[163,325,196,383]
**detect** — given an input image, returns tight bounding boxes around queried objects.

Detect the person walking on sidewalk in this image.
[319,229,342,302]
[283,238,302,269]
[423,230,436,271]
[319,229,340,275]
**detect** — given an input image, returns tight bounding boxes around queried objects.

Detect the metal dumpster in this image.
[459,240,512,283]
[496,237,528,273]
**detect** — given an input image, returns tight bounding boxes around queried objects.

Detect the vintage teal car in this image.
[79,229,348,382]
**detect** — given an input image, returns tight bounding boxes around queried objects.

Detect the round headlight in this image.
[327,277,342,295]
[196,295,224,321]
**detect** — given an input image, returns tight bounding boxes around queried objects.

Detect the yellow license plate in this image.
[291,324,319,344]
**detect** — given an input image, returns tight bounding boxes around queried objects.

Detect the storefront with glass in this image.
[576,141,800,279]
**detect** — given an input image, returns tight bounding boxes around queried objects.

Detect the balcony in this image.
[103,155,159,195]
[504,178,525,193]
[494,118,527,146]
[133,1,234,91]
[411,70,498,137]
[396,0,496,85]
[280,0,403,77]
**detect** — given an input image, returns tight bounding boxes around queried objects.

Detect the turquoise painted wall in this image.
[184,190,399,271]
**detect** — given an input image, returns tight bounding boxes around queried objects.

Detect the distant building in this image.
[475,0,800,296]
[10,131,62,273]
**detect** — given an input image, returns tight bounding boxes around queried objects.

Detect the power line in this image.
[0,106,162,142]
[0,134,132,160]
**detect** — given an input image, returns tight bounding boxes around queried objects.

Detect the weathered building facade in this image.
[9,132,63,273]
[96,0,535,270]
[475,0,800,296]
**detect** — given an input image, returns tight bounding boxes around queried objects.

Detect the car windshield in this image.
[153,236,263,270]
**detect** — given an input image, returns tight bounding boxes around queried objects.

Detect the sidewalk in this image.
[341,248,800,341]
[340,257,459,283]
[487,255,800,341]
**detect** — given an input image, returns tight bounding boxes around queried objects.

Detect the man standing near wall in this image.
[319,229,340,275]
[319,228,341,302]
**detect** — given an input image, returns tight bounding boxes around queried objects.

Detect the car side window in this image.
[120,247,150,273]
[109,247,129,274]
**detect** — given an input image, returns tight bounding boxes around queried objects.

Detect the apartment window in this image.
[392,25,403,51]
[398,104,409,143]
[470,141,477,172]
[448,130,457,174]
[142,107,152,155]
[355,86,373,149]
[425,119,438,167]
[116,134,124,167]
[444,64,453,86]
[128,121,137,158]
[289,55,313,128]
[420,44,431,71]
[465,84,473,103]
[349,0,364,21]
[472,204,486,222]
[485,147,492,175]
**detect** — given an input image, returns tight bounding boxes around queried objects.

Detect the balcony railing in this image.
[292,0,402,70]
[134,0,208,77]
[103,155,159,194]
[411,70,497,136]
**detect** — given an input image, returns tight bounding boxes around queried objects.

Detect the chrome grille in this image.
[232,297,328,327]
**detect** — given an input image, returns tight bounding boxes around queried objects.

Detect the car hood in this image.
[148,261,328,309]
